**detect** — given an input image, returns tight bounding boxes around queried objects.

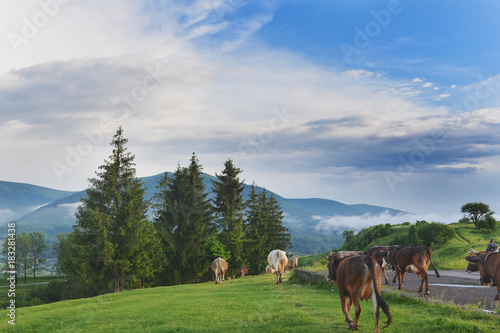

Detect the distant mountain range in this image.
[0,173,410,254]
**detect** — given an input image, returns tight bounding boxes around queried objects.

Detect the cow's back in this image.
[336,255,380,300]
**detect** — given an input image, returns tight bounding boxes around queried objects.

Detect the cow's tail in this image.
[366,257,392,329]
[425,246,440,278]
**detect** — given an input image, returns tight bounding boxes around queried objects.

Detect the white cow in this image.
[212,257,228,284]
[267,249,288,284]
[265,265,275,274]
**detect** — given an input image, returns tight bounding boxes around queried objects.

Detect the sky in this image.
[1,0,499,225]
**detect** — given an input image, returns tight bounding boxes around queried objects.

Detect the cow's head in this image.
[465,254,492,286]
[325,255,342,282]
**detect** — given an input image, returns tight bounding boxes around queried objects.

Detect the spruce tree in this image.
[72,126,157,293]
[264,193,292,251]
[244,184,269,274]
[211,159,246,276]
[153,153,214,285]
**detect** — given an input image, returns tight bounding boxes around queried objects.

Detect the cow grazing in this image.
[326,254,392,333]
[364,246,391,284]
[239,266,249,277]
[287,256,298,271]
[212,257,228,284]
[394,245,440,294]
[465,252,500,300]
[265,265,275,274]
[267,249,288,284]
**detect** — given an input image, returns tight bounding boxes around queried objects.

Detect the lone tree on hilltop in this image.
[461,202,495,230]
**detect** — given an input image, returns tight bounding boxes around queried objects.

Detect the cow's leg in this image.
[382,268,389,284]
[352,297,361,331]
[339,293,353,330]
[423,270,430,295]
[391,267,398,284]
[397,268,403,290]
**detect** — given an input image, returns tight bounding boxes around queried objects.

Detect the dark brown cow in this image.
[326,254,392,333]
[386,245,404,283]
[239,266,249,277]
[465,252,500,300]
[394,245,440,294]
[364,246,391,284]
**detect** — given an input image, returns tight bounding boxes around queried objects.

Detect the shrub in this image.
[417,222,456,247]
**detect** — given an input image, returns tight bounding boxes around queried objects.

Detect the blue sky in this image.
[1,0,499,227]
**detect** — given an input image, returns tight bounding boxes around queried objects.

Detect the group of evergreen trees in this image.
[53,127,291,295]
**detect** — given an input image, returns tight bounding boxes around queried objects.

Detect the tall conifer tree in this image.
[153,153,214,285]
[244,184,269,274]
[211,159,246,276]
[72,126,158,293]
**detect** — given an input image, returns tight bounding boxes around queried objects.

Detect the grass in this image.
[1,273,498,332]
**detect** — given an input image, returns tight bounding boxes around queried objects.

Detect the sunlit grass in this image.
[1,272,498,332]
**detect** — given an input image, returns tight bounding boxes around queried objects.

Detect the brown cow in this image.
[267,249,288,284]
[265,265,275,274]
[326,254,392,333]
[384,245,405,283]
[212,257,228,284]
[364,246,391,284]
[465,252,500,300]
[394,245,440,294]
[239,266,249,277]
[287,256,298,271]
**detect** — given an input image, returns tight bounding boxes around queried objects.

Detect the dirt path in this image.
[318,269,499,313]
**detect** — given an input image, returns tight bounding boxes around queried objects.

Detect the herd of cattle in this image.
[211,249,298,285]
[211,245,500,333]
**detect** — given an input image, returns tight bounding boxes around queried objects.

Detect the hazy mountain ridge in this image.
[0,181,77,224]
[0,174,409,254]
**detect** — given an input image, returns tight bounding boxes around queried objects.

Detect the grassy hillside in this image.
[1,273,498,332]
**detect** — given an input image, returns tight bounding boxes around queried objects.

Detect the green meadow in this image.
[2,273,499,332]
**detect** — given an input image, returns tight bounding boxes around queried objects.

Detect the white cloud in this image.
[343,69,380,78]
[412,78,423,82]
[313,212,463,232]
[422,82,433,88]
[436,94,450,100]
